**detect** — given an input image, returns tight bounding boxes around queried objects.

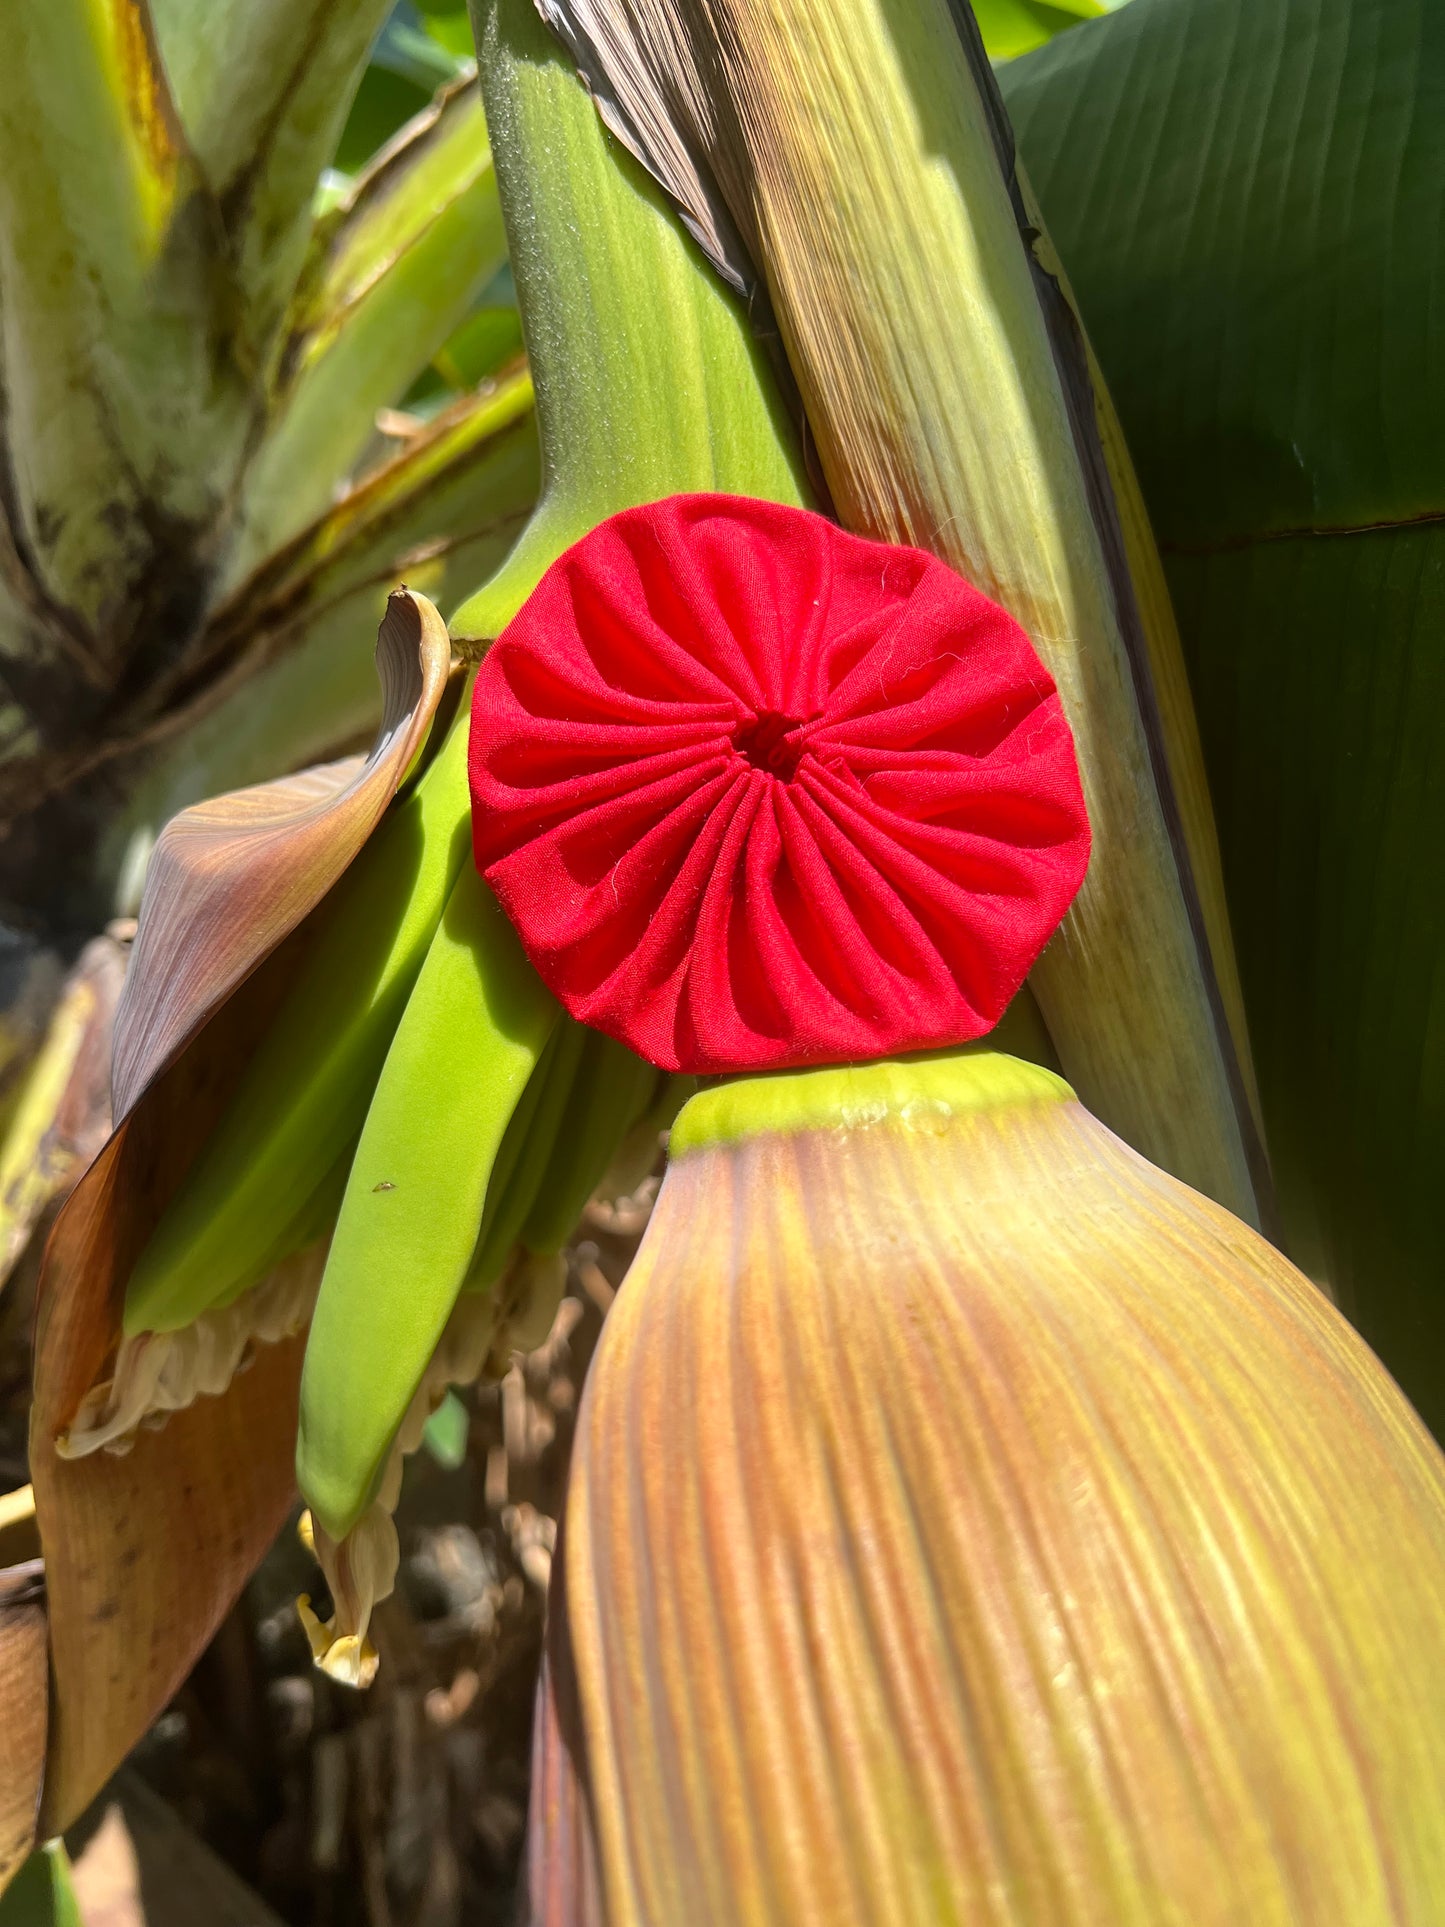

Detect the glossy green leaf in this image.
[1007,0,1444,546]
[1005,0,1445,1428]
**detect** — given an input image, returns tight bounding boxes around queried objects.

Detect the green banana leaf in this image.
[1003,0,1445,1430]
[233,75,508,575]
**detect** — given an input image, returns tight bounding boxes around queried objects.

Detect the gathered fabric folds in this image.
[468,494,1090,1074]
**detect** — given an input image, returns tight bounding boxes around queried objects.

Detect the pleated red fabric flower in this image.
[468,494,1090,1074]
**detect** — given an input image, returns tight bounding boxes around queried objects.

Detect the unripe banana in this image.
[520,1028,659,1255]
[464,1013,588,1292]
[297,859,559,1542]
[469,1012,563,1229]
[593,1068,695,1204]
[464,1032,671,1298]
[123,710,474,1337]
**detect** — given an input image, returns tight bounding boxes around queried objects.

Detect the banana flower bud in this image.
[534,1050,1445,1921]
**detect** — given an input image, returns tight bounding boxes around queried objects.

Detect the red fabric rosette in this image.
[468,494,1090,1074]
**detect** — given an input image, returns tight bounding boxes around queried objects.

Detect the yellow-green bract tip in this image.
[668,1048,1074,1159]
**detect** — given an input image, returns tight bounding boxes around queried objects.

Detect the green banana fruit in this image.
[123,707,474,1337]
[466,1013,589,1292]
[519,1027,659,1256]
[297,858,560,1542]
[467,1014,564,1243]
[593,1068,696,1203]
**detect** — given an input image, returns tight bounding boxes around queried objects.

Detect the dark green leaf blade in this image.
[1006,0,1445,547]
[1005,0,1445,1427]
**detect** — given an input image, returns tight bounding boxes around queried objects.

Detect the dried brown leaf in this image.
[113,588,451,1118]
[0,1553,46,1887]
[531,0,752,293]
[27,590,452,1833]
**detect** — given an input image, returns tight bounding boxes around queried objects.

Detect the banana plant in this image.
[6,0,1445,1915]
[0,0,1094,1276]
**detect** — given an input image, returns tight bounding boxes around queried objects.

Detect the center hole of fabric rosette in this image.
[733,710,810,781]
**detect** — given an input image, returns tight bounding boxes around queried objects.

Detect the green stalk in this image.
[0,0,245,662]
[451,0,808,646]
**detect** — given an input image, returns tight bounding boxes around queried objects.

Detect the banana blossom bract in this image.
[533,1051,1445,1924]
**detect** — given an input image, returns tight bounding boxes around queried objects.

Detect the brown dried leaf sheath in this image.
[28,589,452,1836]
[112,590,452,1119]
[0,1558,46,1888]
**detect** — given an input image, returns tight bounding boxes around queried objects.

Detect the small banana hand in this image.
[297,858,560,1543]
[520,1027,660,1257]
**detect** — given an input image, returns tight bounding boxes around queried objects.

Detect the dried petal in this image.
[56,1249,321,1459]
[298,1505,400,1691]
